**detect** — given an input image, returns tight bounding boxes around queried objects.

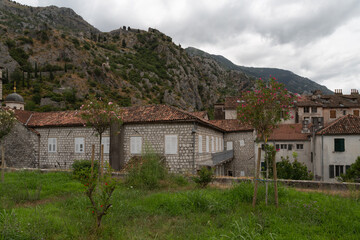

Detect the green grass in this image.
[1,171,360,239]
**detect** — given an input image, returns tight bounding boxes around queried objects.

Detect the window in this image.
[304,106,310,113]
[261,144,265,151]
[343,110,347,115]
[48,138,57,153]
[303,117,310,124]
[288,144,293,150]
[211,137,214,153]
[311,107,317,113]
[165,135,178,154]
[226,141,233,150]
[354,110,359,116]
[334,138,345,152]
[227,170,233,177]
[275,144,280,150]
[240,139,245,147]
[102,137,110,154]
[198,135,203,153]
[296,144,303,150]
[330,164,347,178]
[75,137,85,153]
[130,136,142,154]
[330,110,336,118]
[280,144,287,149]
[206,136,209,152]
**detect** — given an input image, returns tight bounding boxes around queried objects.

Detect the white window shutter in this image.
[198,135,203,153]
[165,135,178,154]
[102,137,110,154]
[130,136,142,154]
[227,141,233,150]
[206,136,209,152]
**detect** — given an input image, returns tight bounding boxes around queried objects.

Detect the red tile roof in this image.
[267,124,310,141]
[13,105,228,131]
[190,111,208,119]
[224,97,241,109]
[317,114,360,135]
[209,119,253,132]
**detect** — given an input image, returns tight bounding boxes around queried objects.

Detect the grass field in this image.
[0,171,360,239]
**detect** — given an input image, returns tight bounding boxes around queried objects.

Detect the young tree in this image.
[79,95,122,173]
[237,77,296,207]
[0,109,17,182]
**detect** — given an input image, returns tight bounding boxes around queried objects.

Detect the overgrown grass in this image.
[1,172,360,239]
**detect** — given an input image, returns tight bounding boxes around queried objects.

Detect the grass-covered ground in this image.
[0,171,360,239]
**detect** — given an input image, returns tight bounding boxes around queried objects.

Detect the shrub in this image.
[277,156,313,180]
[125,149,167,190]
[341,156,360,182]
[192,167,214,188]
[72,159,99,183]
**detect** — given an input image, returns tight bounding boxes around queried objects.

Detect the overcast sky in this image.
[14,0,360,93]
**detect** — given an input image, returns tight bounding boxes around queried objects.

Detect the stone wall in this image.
[1,122,39,168]
[122,122,200,174]
[224,131,255,177]
[34,127,110,169]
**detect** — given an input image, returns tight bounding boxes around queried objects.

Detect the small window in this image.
[75,137,85,153]
[304,107,310,113]
[130,136,142,154]
[239,140,245,147]
[48,138,57,153]
[280,144,287,149]
[335,165,344,177]
[334,138,345,152]
[311,107,317,113]
[261,144,265,151]
[216,137,219,152]
[102,137,110,154]
[343,110,347,115]
[227,170,233,177]
[275,144,280,150]
[329,165,334,178]
[330,110,336,118]
[165,135,178,154]
[288,144,293,150]
[206,136,209,152]
[296,144,304,150]
[198,135,203,153]
[261,162,267,171]
[354,110,359,116]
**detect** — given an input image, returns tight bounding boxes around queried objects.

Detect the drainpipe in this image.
[191,123,197,174]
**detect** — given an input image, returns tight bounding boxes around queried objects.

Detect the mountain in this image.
[186,47,333,94]
[0,0,330,115]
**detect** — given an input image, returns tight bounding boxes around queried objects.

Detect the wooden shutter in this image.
[354,110,359,116]
[329,165,334,178]
[334,139,345,152]
[330,110,336,118]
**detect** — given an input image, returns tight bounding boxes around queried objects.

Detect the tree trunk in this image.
[91,144,95,178]
[265,149,269,205]
[1,143,5,183]
[99,133,102,178]
[273,150,278,208]
[252,147,262,207]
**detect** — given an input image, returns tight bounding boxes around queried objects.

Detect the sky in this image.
[13,0,360,93]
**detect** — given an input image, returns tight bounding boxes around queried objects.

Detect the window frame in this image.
[304,106,310,113]
[330,110,336,119]
[296,144,304,150]
[334,138,345,152]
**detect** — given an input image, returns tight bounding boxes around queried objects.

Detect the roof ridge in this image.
[317,114,360,135]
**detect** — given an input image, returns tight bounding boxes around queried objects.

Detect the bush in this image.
[72,159,99,183]
[192,167,214,188]
[125,149,167,189]
[341,157,360,182]
[277,157,313,180]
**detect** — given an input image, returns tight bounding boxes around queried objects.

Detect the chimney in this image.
[335,89,342,95]
[351,89,359,95]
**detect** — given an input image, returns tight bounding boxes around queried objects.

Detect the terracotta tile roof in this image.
[296,94,360,108]
[267,124,310,141]
[209,119,253,132]
[190,111,208,119]
[317,114,360,135]
[224,97,241,109]
[13,105,225,131]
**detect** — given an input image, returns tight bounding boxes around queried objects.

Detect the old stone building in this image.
[1,104,255,177]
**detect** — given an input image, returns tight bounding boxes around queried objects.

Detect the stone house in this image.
[1,105,255,177]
